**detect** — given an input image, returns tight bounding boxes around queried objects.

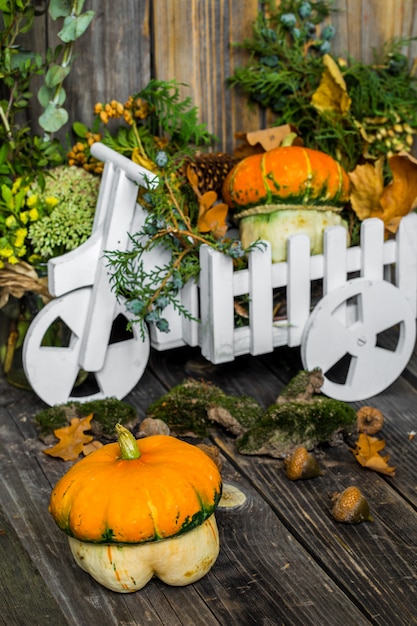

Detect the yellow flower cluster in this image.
[0,178,57,268]
[94,97,149,126]
[68,96,162,175]
[67,132,103,174]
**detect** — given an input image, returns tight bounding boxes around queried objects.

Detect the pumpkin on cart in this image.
[222,145,351,262]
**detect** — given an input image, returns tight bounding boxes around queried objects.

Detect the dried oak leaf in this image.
[380,152,417,234]
[186,164,228,238]
[245,126,299,152]
[233,125,302,159]
[44,414,94,461]
[197,191,229,239]
[349,153,417,233]
[82,440,104,455]
[348,159,385,221]
[311,54,351,115]
[352,433,396,476]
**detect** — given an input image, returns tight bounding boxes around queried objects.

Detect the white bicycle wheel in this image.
[301,279,416,401]
[23,287,150,405]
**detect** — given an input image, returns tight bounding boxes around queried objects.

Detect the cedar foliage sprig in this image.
[137,80,213,150]
[228,0,417,171]
[69,79,215,173]
[105,166,261,338]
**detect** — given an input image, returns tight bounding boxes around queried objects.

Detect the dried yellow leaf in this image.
[199,190,218,212]
[131,147,157,172]
[186,163,199,189]
[198,200,229,239]
[348,159,385,221]
[352,433,396,476]
[311,54,351,115]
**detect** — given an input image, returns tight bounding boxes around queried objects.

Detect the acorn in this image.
[284,446,323,480]
[330,486,373,524]
[356,406,384,435]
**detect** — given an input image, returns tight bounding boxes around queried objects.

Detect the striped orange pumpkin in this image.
[222,145,350,212]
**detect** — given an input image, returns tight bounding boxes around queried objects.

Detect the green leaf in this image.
[38,85,66,107]
[10,49,36,71]
[72,121,88,138]
[49,0,72,19]
[45,64,71,87]
[18,9,35,33]
[1,184,13,204]
[58,11,94,42]
[0,142,8,163]
[39,104,69,132]
[37,85,54,107]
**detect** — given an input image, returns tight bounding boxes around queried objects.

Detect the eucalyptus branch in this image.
[38,0,95,134]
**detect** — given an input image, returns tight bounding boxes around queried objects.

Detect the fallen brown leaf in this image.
[348,159,385,221]
[44,414,94,461]
[380,152,417,233]
[352,433,396,476]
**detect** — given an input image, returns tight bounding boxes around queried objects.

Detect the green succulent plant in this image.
[28,166,100,260]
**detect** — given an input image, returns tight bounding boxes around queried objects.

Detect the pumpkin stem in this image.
[115,423,141,460]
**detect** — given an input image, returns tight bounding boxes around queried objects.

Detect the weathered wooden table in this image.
[1,342,417,626]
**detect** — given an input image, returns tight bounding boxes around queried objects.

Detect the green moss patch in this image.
[35,397,137,442]
[146,379,263,437]
[236,398,357,458]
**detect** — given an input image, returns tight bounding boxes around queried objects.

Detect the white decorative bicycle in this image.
[23,143,417,405]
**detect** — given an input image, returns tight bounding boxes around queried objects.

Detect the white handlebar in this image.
[91,142,159,189]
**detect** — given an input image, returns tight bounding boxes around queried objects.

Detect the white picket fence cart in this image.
[23,143,417,406]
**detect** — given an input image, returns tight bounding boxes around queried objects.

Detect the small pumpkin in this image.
[49,425,222,592]
[222,145,350,262]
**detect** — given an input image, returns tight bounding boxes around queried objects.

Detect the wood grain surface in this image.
[23,0,417,152]
[1,340,417,624]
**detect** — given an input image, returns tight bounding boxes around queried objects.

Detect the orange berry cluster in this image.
[67,132,103,174]
[94,97,149,126]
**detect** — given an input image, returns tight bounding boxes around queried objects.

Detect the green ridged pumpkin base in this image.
[239,206,348,263]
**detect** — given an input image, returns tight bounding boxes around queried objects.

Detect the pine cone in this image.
[186,153,238,195]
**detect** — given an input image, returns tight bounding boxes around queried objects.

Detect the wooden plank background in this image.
[26,0,417,153]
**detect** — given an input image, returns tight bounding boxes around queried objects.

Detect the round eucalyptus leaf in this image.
[58,11,94,43]
[45,64,71,88]
[49,0,72,20]
[53,87,67,106]
[39,104,69,133]
[37,85,54,107]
